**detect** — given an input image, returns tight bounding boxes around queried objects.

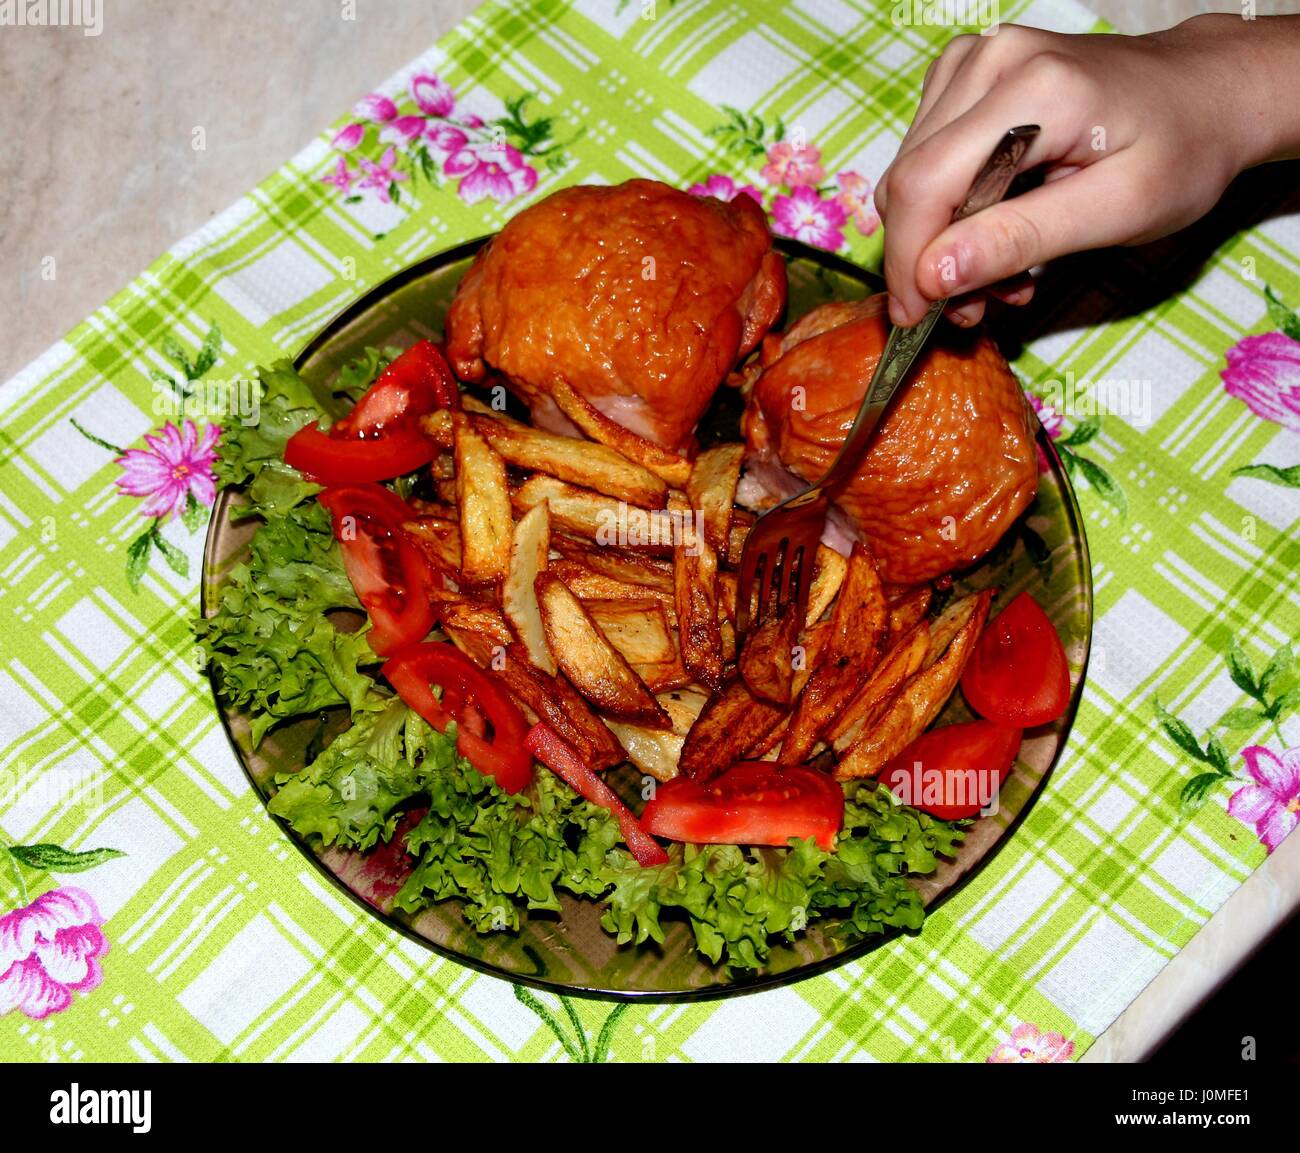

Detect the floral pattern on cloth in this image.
[323,75,576,210]
[1221,285,1300,488]
[987,1021,1075,1063]
[690,107,879,254]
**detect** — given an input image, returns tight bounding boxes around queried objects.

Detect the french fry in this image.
[513,475,671,553]
[535,571,671,727]
[780,545,888,763]
[686,443,744,551]
[670,493,724,691]
[466,414,668,507]
[679,678,787,780]
[503,501,555,674]
[833,588,992,780]
[453,412,512,584]
[827,621,932,751]
[604,687,709,782]
[420,408,454,448]
[439,600,514,644]
[888,585,933,640]
[548,536,673,591]
[738,608,801,705]
[585,598,676,665]
[726,509,753,566]
[402,515,463,575]
[546,377,694,487]
[804,546,849,626]
[548,559,676,608]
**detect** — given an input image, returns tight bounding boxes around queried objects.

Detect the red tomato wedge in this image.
[961,592,1071,727]
[880,720,1023,820]
[317,484,438,656]
[525,724,668,866]
[641,762,844,851]
[285,340,457,484]
[383,643,533,794]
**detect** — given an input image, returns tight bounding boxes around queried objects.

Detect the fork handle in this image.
[819,124,1040,494]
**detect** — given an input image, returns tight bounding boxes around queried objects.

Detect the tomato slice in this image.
[641,762,844,850]
[383,643,533,794]
[880,720,1023,819]
[317,484,438,656]
[285,341,457,484]
[525,724,668,866]
[961,592,1071,727]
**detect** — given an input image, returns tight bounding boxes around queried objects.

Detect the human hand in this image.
[875,14,1299,327]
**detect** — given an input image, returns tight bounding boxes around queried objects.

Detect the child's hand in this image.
[876,14,1298,327]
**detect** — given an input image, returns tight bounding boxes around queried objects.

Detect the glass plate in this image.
[201,238,1093,1000]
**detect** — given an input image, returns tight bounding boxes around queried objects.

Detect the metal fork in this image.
[735,124,1041,641]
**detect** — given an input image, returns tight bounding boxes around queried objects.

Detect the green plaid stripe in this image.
[1,0,1296,1063]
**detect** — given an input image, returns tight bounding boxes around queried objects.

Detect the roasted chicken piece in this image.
[741,297,1038,584]
[445,179,786,454]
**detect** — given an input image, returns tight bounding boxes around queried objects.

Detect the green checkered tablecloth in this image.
[2,0,1298,1063]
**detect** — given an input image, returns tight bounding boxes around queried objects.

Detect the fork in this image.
[735,124,1041,642]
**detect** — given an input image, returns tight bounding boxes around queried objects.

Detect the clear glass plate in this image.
[201,238,1093,1000]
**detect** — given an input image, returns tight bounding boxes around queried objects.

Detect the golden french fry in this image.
[827,621,931,751]
[469,414,668,507]
[670,493,724,691]
[888,585,933,640]
[833,588,992,780]
[678,678,787,780]
[686,443,744,551]
[548,536,673,591]
[513,475,671,554]
[535,571,670,728]
[923,588,988,668]
[738,608,801,705]
[546,377,694,487]
[585,598,676,665]
[439,600,514,645]
[420,409,454,448]
[780,545,888,763]
[726,509,753,566]
[503,501,555,674]
[804,546,849,626]
[402,515,463,574]
[547,559,676,608]
[604,687,710,782]
[453,412,512,584]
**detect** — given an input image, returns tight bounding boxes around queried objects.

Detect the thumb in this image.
[914,159,1147,301]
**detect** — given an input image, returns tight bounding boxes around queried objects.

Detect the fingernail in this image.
[932,247,968,294]
[888,294,908,326]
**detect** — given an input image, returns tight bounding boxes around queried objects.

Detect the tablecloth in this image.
[1,0,1297,1063]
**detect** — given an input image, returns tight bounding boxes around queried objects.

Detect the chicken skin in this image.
[445,179,786,453]
[743,297,1038,585]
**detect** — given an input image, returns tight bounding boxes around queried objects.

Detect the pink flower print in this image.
[1228,745,1300,853]
[1027,392,1064,472]
[379,115,427,148]
[411,73,455,118]
[354,93,398,123]
[0,887,108,1020]
[988,1022,1075,1063]
[115,419,220,522]
[835,170,880,237]
[446,143,538,205]
[426,122,469,156]
[322,157,359,194]
[459,112,485,130]
[770,185,847,250]
[332,122,365,153]
[358,146,410,204]
[761,139,824,188]
[1220,331,1300,432]
[687,173,763,205]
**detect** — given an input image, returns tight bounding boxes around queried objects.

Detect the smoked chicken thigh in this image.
[743,297,1038,585]
[445,179,786,453]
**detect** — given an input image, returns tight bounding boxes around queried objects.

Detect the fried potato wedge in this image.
[726,509,753,566]
[548,536,673,591]
[670,493,724,691]
[439,600,514,645]
[547,559,676,609]
[546,377,694,487]
[453,412,512,584]
[780,545,888,763]
[470,413,668,507]
[679,678,787,780]
[686,443,745,551]
[604,687,710,782]
[513,476,671,554]
[503,501,555,674]
[420,408,454,448]
[833,588,993,780]
[535,571,670,728]
[888,584,933,640]
[738,607,801,705]
[827,621,932,752]
[804,546,849,626]
[585,598,676,665]
[402,515,463,575]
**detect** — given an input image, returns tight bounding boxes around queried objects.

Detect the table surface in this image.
[2,0,1298,1062]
